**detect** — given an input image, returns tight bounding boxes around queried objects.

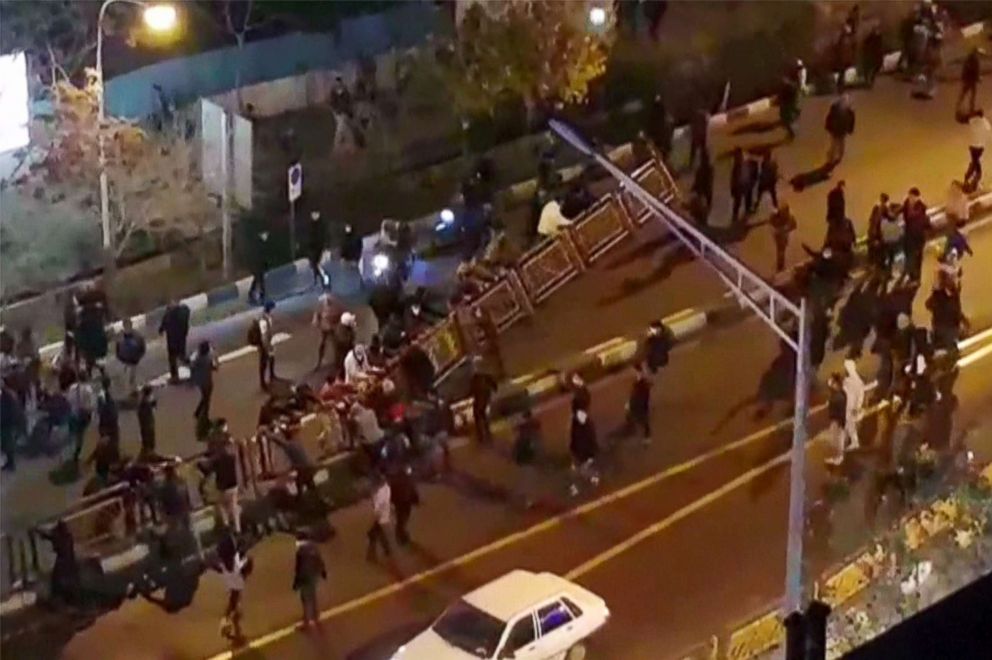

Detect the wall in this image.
[104,2,447,119]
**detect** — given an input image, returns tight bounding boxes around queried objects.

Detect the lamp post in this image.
[96,0,177,250]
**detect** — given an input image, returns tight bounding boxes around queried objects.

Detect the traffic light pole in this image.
[549,120,811,616]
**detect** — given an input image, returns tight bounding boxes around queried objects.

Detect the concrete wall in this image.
[104,2,447,119]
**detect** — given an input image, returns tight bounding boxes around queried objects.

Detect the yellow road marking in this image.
[207,330,992,659]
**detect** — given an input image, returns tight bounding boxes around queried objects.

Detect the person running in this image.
[388,464,419,547]
[190,341,218,423]
[292,531,326,628]
[215,532,251,641]
[366,472,392,562]
[568,409,600,497]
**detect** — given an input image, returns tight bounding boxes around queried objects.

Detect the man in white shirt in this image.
[966,109,991,190]
[366,473,392,561]
[343,344,371,385]
[537,198,573,238]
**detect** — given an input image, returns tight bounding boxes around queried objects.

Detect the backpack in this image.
[247,321,262,347]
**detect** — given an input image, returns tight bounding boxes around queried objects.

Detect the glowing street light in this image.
[96,1,179,250]
[143,4,178,32]
[589,6,607,27]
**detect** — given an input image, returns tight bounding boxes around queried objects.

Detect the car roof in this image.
[462,570,581,622]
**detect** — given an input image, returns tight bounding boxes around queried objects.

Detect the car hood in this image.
[396,628,488,660]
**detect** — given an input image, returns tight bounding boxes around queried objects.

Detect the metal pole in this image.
[221,110,232,278]
[786,297,810,614]
[97,0,112,251]
[289,198,297,260]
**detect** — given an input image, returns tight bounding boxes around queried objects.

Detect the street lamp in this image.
[588,6,607,27]
[96,1,177,250]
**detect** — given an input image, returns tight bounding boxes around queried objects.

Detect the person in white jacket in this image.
[537,198,573,238]
[343,344,372,385]
[366,473,392,562]
[965,109,991,190]
[842,359,866,452]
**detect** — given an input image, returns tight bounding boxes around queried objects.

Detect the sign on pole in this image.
[288,162,303,203]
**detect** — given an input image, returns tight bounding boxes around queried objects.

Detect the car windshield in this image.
[432,599,504,658]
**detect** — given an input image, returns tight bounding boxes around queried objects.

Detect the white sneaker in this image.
[569,484,580,497]
[846,441,860,451]
[825,456,844,466]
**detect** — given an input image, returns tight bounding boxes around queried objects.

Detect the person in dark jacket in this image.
[730,148,749,224]
[647,95,674,162]
[825,94,855,165]
[75,284,110,376]
[137,385,157,457]
[307,211,329,289]
[756,150,780,212]
[902,187,930,282]
[957,47,982,117]
[39,520,80,606]
[1,381,22,471]
[96,375,119,450]
[159,300,190,383]
[643,320,673,375]
[247,230,270,305]
[115,318,146,399]
[827,180,846,224]
[625,363,652,444]
[691,150,714,214]
[689,108,709,169]
[927,279,965,352]
[340,224,363,265]
[202,440,241,534]
[190,341,218,423]
[861,26,885,88]
[470,360,498,444]
[569,372,591,415]
[388,464,419,546]
[292,532,326,627]
[159,463,203,559]
[569,409,599,497]
[778,76,799,140]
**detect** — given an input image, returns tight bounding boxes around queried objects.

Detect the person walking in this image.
[159,300,190,383]
[842,359,865,452]
[688,108,709,169]
[292,531,327,628]
[312,294,343,370]
[469,359,498,444]
[730,148,749,224]
[568,409,600,497]
[115,318,146,400]
[67,375,96,465]
[190,341,218,422]
[137,385,157,458]
[861,25,885,88]
[866,193,890,272]
[958,47,984,117]
[691,150,714,216]
[307,211,329,289]
[624,362,652,445]
[159,463,204,560]
[902,187,930,283]
[389,464,419,547]
[203,439,241,534]
[513,409,541,509]
[249,301,276,391]
[769,202,798,273]
[926,277,965,352]
[777,75,800,140]
[824,93,855,165]
[643,320,673,375]
[215,532,251,641]
[366,472,392,562]
[247,231,271,305]
[965,109,991,191]
[756,150,780,212]
[647,95,674,163]
[827,180,846,224]
[880,202,905,273]
[824,373,848,466]
[75,284,110,377]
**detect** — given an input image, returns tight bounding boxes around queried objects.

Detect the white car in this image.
[393,570,609,660]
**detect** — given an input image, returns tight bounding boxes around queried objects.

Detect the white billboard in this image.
[0,52,30,154]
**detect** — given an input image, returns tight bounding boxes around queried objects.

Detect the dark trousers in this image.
[757,185,778,211]
[248,272,266,303]
[958,82,977,115]
[731,193,746,223]
[166,342,186,381]
[258,349,275,389]
[625,409,651,439]
[366,521,391,559]
[774,235,789,273]
[904,237,924,281]
[394,503,412,545]
[309,256,327,288]
[317,331,332,367]
[965,146,983,188]
[472,396,491,443]
[299,582,319,622]
[70,413,91,462]
[194,384,213,421]
[689,138,706,168]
